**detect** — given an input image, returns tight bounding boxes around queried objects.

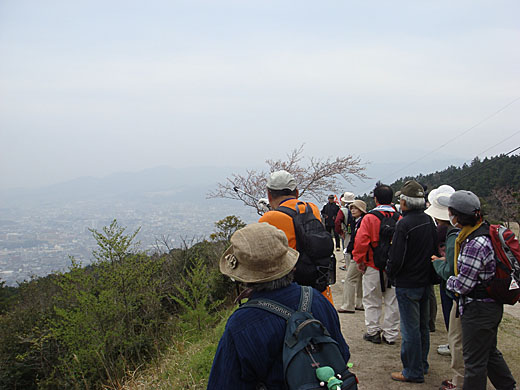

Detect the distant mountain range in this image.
[0,156,474,209]
[0,166,241,208]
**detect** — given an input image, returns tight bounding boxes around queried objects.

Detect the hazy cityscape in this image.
[0,188,257,286]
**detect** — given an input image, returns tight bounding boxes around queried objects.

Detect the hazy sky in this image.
[1,0,519,191]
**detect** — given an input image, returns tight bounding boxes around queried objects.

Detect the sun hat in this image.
[437,190,480,216]
[267,170,297,191]
[396,180,425,198]
[425,185,455,221]
[219,223,299,283]
[342,192,355,204]
[349,199,367,214]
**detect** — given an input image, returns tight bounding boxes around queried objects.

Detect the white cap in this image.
[267,170,297,191]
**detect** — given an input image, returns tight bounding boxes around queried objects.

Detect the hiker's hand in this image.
[357,262,367,273]
[431,255,445,262]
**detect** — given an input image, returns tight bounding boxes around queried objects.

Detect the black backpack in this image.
[277,202,335,292]
[241,286,358,390]
[369,210,400,270]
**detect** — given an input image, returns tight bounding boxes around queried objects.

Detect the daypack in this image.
[369,210,400,270]
[465,222,520,305]
[277,202,336,292]
[241,286,358,390]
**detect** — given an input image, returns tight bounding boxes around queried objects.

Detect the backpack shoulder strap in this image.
[298,286,313,313]
[466,223,490,242]
[276,205,297,219]
[369,210,384,221]
[239,298,294,321]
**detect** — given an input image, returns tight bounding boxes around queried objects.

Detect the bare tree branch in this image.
[208,144,368,213]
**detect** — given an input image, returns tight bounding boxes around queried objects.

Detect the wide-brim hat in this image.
[425,185,455,221]
[219,223,299,283]
[342,191,355,204]
[349,199,367,214]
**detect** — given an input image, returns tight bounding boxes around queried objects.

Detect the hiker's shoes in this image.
[440,379,457,389]
[363,332,381,344]
[437,344,451,356]
[391,372,424,383]
[339,265,347,271]
[382,335,395,345]
[338,308,355,313]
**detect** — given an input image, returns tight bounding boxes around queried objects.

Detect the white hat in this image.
[267,170,297,191]
[425,185,455,221]
[342,192,355,204]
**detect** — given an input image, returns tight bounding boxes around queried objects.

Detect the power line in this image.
[382,96,520,181]
[447,146,520,187]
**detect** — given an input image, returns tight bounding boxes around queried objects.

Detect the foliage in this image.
[208,144,367,214]
[359,154,520,220]
[209,215,246,242]
[170,256,224,336]
[0,219,234,389]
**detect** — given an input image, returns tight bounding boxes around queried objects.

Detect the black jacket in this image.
[321,202,340,228]
[386,209,438,288]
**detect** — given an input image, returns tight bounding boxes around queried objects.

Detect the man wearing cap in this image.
[322,195,341,251]
[207,223,351,389]
[387,180,438,383]
[352,183,400,345]
[335,192,356,259]
[258,170,334,303]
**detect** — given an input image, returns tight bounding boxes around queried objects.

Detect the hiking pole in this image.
[233,186,271,214]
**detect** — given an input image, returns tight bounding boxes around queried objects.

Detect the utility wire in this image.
[357,96,520,194]
[384,96,520,180]
[447,146,520,187]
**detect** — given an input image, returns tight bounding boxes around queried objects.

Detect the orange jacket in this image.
[352,207,398,270]
[258,198,321,250]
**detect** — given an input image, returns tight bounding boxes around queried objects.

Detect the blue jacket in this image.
[207,283,350,389]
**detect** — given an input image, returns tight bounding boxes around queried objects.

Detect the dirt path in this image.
[331,252,520,390]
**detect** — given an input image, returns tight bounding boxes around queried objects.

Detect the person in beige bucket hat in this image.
[219,222,299,283]
[208,223,352,389]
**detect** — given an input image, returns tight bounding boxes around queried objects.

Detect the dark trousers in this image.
[395,286,430,381]
[325,225,341,248]
[461,301,516,390]
[439,284,453,331]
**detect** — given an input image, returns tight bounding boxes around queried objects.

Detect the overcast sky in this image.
[1,0,519,191]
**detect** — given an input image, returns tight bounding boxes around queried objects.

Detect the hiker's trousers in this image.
[340,258,363,312]
[448,303,464,388]
[361,267,400,342]
[461,301,516,390]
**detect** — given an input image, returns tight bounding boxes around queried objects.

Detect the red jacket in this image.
[352,206,397,270]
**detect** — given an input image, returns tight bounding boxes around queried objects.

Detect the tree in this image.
[208,145,367,214]
[490,187,520,227]
[210,215,246,242]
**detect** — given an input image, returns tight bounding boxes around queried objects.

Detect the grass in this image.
[117,307,233,390]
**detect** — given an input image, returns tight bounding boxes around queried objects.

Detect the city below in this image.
[0,198,256,286]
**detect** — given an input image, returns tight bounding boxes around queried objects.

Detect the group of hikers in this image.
[207,170,518,390]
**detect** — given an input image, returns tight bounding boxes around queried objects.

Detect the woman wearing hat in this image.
[338,200,367,313]
[427,185,464,390]
[442,191,516,390]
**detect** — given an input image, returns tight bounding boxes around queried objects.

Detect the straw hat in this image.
[219,223,299,283]
[425,185,455,221]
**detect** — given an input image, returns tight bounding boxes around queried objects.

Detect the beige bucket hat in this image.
[219,223,299,283]
[349,199,367,214]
